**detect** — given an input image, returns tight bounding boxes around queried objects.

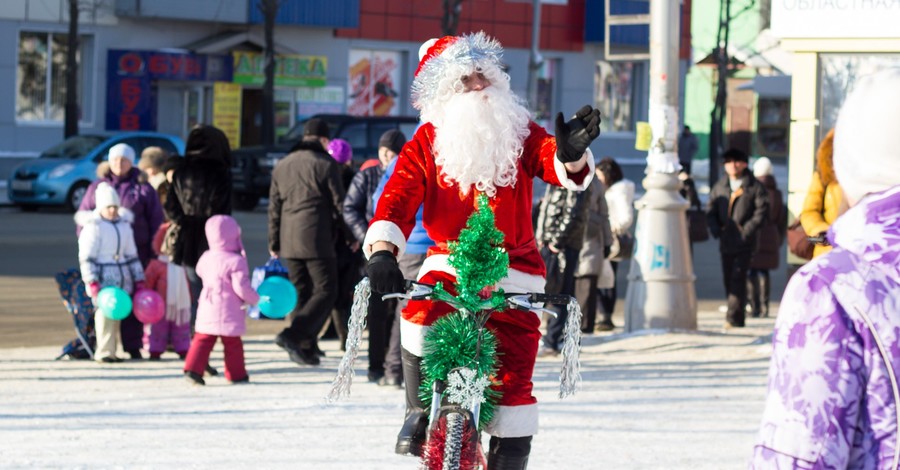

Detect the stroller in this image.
[54,268,96,360]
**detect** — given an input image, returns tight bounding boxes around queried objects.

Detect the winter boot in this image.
[487,435,532,469]
[760,271,770,318]
[395,348,428,456]
[747,273,762,318]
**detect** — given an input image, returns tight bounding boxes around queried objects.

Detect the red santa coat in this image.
[364,121,593,438]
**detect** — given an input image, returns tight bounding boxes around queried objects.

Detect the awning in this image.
[180,31,297,55]
[736,75,792,99]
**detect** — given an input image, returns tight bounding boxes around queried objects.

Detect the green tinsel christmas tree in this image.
[420,194,509,429]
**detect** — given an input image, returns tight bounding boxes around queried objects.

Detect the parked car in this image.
[8,132,185,212]
[231,114,419,210]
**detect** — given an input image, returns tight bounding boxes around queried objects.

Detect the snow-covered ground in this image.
[0,308,774,469]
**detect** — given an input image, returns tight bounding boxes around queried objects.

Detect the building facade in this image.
[2,0,691,166]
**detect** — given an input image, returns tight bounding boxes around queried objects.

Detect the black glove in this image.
[603,245,611,259]
[555,105,602,163]
[366,250,404,294]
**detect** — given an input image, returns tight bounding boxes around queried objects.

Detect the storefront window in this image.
[819,54,900,142]
[17,31,88,122]
[594,60,647,132]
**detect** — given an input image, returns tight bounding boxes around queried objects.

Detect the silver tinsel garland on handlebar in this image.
[558,298,583,399]
[325,277,371,403]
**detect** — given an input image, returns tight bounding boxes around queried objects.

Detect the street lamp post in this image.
[623,0,697,331]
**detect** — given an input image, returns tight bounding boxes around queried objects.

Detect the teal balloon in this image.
[256,276,297,319]
[96,286,132,321]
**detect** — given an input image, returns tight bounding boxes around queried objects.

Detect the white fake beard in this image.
[427,86,531,197]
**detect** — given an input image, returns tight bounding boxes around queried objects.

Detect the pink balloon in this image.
[133,288,165,324]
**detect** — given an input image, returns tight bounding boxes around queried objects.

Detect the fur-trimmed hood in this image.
[816,129,836,186]
[74,207,135,226]
[95,162,148,184]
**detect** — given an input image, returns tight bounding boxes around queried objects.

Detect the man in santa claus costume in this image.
[364,31,600,469]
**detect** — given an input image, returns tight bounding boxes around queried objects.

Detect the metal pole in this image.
[526,0,542,109]
[623,0,697,331]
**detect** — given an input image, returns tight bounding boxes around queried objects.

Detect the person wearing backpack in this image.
[751,69,900,469]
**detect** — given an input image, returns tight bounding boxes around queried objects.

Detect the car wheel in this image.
[18,204,39,212]
[233,192,261,211]
[66,182,90,213]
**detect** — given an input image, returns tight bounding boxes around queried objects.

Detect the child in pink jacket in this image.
[183,215,259,385]
[143,222,192,359]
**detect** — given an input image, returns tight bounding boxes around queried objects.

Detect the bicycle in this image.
[327,193,583,469]
[328,277,583,470]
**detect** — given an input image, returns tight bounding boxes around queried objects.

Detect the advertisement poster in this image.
[296,86,345,120]
[212,82,242,149]
[347,50,401,116]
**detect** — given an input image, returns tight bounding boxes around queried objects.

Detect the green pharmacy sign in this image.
[232,51,327,87]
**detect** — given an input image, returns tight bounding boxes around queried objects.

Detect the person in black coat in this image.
[268,119,350,366]
[706,148,769,328]
[342,129,407,383]
[165,125,233,327]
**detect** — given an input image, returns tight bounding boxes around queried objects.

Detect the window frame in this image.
[15,29,94,127]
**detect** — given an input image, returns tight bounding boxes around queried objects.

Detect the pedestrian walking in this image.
[678,125,699,175]
[752,68,900,469]
[164,125,233,327]
[597,157,635,331]
[324,138,359,348]
[535,183,589,353]
[343,129,407,382]
[269,118,350,367]
[183,215,259,385]
[574,177,613,333]
[75,182,145,363]
[706,148,769,328]
[746,157,784,318]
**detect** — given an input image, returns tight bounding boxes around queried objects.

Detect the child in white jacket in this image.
[75,182,145,363]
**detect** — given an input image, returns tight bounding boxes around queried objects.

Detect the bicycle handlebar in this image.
[381,280,574,312]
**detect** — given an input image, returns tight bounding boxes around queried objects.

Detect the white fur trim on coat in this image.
[484,404,539,437]
[553,148,595,191]
[363,220,408,259]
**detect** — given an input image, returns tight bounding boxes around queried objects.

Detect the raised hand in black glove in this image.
[555,105,602,163]
[366,250,405,294]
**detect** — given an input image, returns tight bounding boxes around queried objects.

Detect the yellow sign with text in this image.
[635,121,652,151]
[213,82,242,149]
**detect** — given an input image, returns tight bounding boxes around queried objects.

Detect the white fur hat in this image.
[753,157,773,177]
[95,182,120,209]
[833,68,900,204]
[107,143,136,164]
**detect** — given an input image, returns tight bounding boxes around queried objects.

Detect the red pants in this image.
[403,271,541,409]
[184,333,247,382]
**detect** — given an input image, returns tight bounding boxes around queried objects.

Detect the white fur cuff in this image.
[363,220,408,259]
[484,404,539,437]
[554,148,596,191]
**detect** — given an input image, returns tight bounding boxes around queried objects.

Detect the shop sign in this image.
[772,0,900,38]
[296,86,345,119]
[213,82,243,149]
[232,51,327,87]
[106,49,232,131]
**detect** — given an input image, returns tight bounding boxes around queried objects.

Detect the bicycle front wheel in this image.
[423,410,478,470]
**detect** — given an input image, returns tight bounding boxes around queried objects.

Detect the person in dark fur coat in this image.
[164,125,233,327]
[747,157,784,318]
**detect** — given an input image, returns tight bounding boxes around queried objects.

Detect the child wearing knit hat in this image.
[74,182,145,363]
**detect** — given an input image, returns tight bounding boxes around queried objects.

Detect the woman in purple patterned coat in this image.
[751,69,900,469]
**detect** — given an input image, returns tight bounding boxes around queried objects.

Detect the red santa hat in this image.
[411,31,505,111]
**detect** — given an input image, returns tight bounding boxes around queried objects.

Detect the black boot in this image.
[760,270,770,317]
[395,348,428,456]
[487,435,532,469]
[747,272,761,318]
